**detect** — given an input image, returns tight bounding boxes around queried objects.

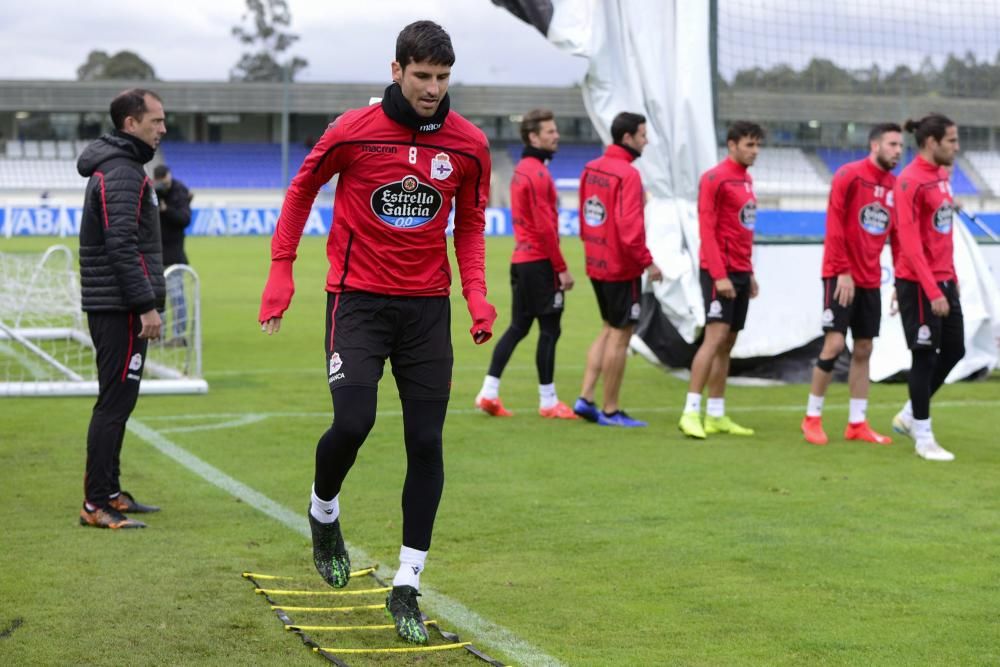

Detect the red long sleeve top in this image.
[578,144,652,281]
[821,157,896,288]
[510,154,567,272]
[270,103,492,299]
[698,157,757,279]
[892,155,957,300]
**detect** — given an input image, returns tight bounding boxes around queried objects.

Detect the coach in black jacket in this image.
[76,88,167,530]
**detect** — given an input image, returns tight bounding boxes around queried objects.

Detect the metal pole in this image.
[281,62,290,189]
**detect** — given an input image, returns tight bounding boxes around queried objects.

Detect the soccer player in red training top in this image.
[258,21,496,643]
[801,123,903,446]
[573,111,663,427]
[889,114,964,462]
[475,109,577,419]
[679,121,763,439]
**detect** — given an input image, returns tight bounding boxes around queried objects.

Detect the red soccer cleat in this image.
[801,415,828,446]
[538,401,579,420]
[844,420,892,445]
[475,395,513,417]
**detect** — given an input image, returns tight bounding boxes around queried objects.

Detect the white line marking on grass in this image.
[157,413,269,434]
[127,417,565,667]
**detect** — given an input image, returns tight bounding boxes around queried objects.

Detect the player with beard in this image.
[258,21,496,643]
[890,113,964,462]
[475,108,577,419]
[801,123,902,446]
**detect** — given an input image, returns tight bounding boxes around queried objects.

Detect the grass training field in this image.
[1,235,998,666]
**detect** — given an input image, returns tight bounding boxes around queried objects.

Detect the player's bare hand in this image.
[930,296,950,317]
[647,263,663,282]
[139,309,162,340]
[749,275,759,299]
[261,317,282,335]
[834,273,855,307]
[558,270,575,291]
[715,277,736,299]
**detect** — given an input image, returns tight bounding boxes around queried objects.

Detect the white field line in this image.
[127,417,565,667]
[139,398,1000,433]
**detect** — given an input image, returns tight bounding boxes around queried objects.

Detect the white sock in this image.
[392,545,427,590]
[706,398,725,418]
[848,398,868,424]
[538,383,557,409]
[806,394,824,418]
[912,417,932,440]
[685,392,702,414]
[479,375,500,400]
[309,485,339,524]
[901,400,913,419]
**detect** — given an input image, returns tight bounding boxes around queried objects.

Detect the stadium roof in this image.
[1,80,997,127]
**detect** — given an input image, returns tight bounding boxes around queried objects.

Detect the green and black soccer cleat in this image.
[386,585,429,644]
[308,510,351,588]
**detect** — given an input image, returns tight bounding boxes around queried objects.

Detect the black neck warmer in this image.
[381,83,450,133]
[522,145,555,163]
[616,142,642,160]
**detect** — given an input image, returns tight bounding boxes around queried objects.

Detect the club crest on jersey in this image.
[630,302,641,320]
[371,176,443,229]
[583,195,607,227]
[933,203,953,234]
[739,201,757,230]
[917,325,932,344]
[329,352,343,375]
[708,300,722,318]
[129,353,143,371]
[553,291,564,309]
[822,308,834,325]
[859,202,890,235]
[430,152,453,180]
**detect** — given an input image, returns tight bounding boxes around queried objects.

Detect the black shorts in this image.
[511,260,563,318]
[821,278,881,339]
[590,277,641,329]
[324,291,453,400]
[896,279,963,351]
[700,269,752,331]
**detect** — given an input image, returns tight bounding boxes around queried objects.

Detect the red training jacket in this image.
[578,144,652,281]
[510,155,567,272]
[892,155,957,300]
[698,157,756,279]
[270,103,492,298]
[821,157,895,289]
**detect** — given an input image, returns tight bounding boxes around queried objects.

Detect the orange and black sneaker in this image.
[109,490,160,514]
[79,504,147,529]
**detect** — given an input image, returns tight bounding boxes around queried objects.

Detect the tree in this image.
[230,0,308,82]
[77,50,157,81]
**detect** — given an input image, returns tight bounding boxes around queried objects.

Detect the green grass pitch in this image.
[1,235,998,666]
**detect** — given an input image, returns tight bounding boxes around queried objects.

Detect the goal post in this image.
[0,245,208,397]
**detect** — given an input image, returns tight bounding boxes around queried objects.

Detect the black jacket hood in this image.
[77,131,156,177]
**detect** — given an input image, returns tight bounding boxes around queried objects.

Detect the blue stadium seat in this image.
[817,148,977,195]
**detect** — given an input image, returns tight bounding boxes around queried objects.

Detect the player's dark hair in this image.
[520,108,555,145]
[396,20,455,68]
[726,120,765,144]
[611,112,646,145]
[903,113,955,148]
[868,122,902,143]
[110,88,162,131]
[152,164,170,179]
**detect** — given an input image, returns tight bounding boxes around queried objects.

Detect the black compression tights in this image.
[908,344,965,420]
[487,311,562,384]
[313,386,447,551]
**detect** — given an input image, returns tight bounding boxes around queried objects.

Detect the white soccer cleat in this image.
[891,410,913,439]
[915,438,955,462]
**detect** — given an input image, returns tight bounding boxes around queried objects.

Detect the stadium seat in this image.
[965,151,1000,196]
[720,146,828,196]
[818,148,979,195]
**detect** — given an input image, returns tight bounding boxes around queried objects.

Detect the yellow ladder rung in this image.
[271,603,384,613]
[287,620,437,632]
[315,642,471,654]
[242,567,376,580]
[257,587,390,596]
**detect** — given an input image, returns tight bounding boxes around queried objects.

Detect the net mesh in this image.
[0,246,203,392]
[714,0,1000,200]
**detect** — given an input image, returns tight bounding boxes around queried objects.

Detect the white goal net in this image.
[0,244,208,396]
